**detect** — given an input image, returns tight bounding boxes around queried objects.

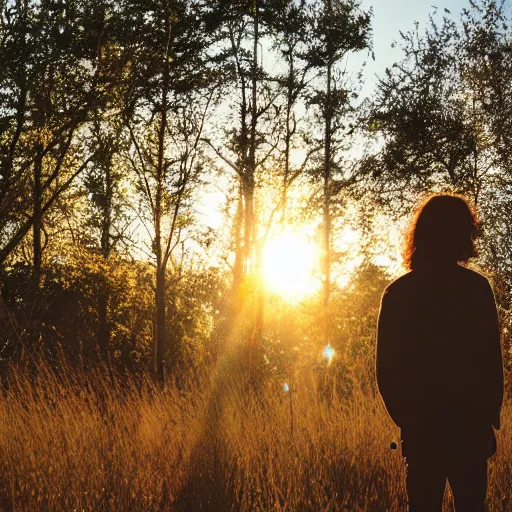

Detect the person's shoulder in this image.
[381,271,415,298]
[455,265,492,289]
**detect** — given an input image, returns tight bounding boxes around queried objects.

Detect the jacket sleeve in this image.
[480,280,503,430]
[376,287,407,428]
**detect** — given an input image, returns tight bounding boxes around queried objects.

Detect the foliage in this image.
[0,0,511,410]
[366,1,512,205]
[364,0,512,376]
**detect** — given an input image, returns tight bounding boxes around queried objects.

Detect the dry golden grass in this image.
[0,362,510,511]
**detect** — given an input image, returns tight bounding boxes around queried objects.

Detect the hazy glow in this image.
[283,382,290,393]
[289,147,307,169]
[262,230,321,301]
[338,228,359,247]
[375,254,393,267]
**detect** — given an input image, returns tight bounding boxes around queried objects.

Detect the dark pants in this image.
[406,450,488,512]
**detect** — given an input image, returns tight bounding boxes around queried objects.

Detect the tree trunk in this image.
[155,265,166,385]
[97,165,112,359]
[33,139,43,287]
[154,137,167,385]
[153,24,170,384]
[243,182,255,274]
[233,184,244,291]
[323,55,333,344]
[245,0,258,275]
[247,0,262,381]
[282,43,294,225]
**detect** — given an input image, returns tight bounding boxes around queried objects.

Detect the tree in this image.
[121,0,221,384]
[269,0,316,226]
[83,114,131,358]
[0,0,110,280]
[365,0,512,375]
[367,11,480,205]
[205,0,292,288]
[304,0,371,338]
[366,1,512,207]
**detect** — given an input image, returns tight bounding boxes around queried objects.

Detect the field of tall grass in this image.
[0,359,510,511]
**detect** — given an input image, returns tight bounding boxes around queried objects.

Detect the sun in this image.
[262,230,321,301]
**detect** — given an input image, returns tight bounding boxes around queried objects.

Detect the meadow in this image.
[0,359,510,512]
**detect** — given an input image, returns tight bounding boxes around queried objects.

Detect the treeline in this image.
[1,0,511,388]
[0,0,374,384]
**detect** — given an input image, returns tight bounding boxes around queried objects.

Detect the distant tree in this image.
[82,114,131,359]
[0,0,110,280]
[204,0,290,288]
[367,12,480,205]
[304,0,371,337]
[366,1,512,207]
[199,0,287,384]
[120,0,221,384]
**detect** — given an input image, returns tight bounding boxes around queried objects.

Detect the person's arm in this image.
[376,287,407,428]
[481,279,503,430]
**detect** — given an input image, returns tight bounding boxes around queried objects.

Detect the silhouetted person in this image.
[376,194,503,512]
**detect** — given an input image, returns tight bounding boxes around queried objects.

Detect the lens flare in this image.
[323,344,335,363]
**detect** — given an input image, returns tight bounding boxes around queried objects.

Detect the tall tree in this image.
[204,0,304,384]
[205,0,286,289]
[305,0,371,337]
[367,10,481,205]
[0,0,110,280]
[121,0,221,384]
[269,0,316,226]
[83,114,130,359]
[366,1,512,207]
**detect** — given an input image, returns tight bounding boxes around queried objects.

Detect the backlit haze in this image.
[159,0,479,300]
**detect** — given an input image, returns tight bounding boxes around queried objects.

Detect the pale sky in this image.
[357,0,496,98]
[195,0,512,266]
[364,0,470,67]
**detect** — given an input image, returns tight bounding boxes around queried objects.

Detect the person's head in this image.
[403,194,478,271]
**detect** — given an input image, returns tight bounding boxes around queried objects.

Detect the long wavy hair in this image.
[403,194,479,271]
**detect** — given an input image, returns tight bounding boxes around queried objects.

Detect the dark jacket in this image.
[376,263,503,456]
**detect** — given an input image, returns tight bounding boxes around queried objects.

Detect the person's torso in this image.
[388,265,488,420]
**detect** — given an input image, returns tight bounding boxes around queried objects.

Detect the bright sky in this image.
[358,0,473,97]
[194,0,512,282]
[196,2,474,254]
